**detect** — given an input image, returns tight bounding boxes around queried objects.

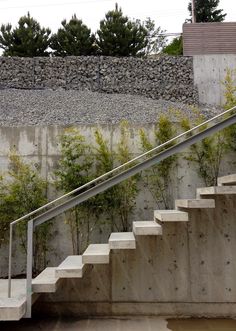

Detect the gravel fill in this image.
[0,89,222,127]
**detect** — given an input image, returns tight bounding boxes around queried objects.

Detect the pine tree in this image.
[142,17,166,56]
[0,12,51,56]
[50,15,96,56]
[188,0,226,22]
[96,4,148,57]
[162,37,183,56]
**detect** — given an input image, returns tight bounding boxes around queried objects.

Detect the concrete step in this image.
[197,186,236,197]
[175,199,215,209]
[0,297,26,321]
[0,279,27,321]
[133,221,162,235]
[55,255,85,278]
[217,174,236,186]
[154,210,189,222]
[82,244,110,264]
[109,232,136,249]
[32,267,59,293]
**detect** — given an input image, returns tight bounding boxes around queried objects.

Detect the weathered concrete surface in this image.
[197,186,236,197]
[82,244,110,264]
[154,210,189,222]
[109,232,136,250]
[218,174,236,186]
[133,221,162,235]
[0,279,26,321]
[0,298,26,321]
[175,199,215,209]
[193,54,236,106]
[33,194,236,317]
[2,124,231,278]
[32,268,60,293]
[55,256,85,278]
[0,125,236,318]
[0,279,26,299]
[188,195,236,303]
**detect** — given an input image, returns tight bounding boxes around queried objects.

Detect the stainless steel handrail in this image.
[9,106,236,227]
[7,105,236,302]
[24,111,236,318]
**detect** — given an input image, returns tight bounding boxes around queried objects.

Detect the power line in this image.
[158,32,182,36]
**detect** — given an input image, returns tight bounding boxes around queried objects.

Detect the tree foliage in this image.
[0,8,166,57]
[0,153,50,274]
[50,15,96,56]
[94,122,139,232]
[162,37,183,56]
[222,68,236,151]
[140,114,177,209]
[178,109,230,186]
[141,17,166,56]
[96,3,148,57]
[0,12,51,56]
[188,0,226,22]
[55,128,95,254]
[116,121,139,231]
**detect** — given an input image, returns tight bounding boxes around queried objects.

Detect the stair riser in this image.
[218,174,236,186]
[55,270,83,278]
[82,256,110,264]
[154,210,189,223]
[0,305,26,321]
[109,241,136,250]
[133,228,162,236]
[32,283,58,293]
[175,199,215,209]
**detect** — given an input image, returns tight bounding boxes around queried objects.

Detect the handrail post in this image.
[8,223,13,298]
[25,220,33,318]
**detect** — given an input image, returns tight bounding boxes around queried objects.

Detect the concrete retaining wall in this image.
[193,54,236,106]
[0,124,235,280]
[34,195,236,318]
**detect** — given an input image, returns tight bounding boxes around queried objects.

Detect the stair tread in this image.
[0,297,26,321]
[33,267,59,284]
[83,244,110,255]
[218,174,236,186]
[0,297,26,308]
[0,278,27,321]
[109,232,135,240]
[175,199,215,209]
[82,244,110,264]
[133,221,162,235]
[154,210,189,222]
[32,267,59,293]
[197,186,236,196]
[55,255,85,278]
[56,255,84,270]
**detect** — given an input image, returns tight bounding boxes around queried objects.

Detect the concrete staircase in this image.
[1,173,236,321]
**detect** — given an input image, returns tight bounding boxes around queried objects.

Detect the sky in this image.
[0,0,235,34]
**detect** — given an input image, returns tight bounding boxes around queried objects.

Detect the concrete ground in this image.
[0,317,168,331]
[1,317,236,331]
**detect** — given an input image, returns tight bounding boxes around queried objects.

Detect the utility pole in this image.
[192,0,196,23]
